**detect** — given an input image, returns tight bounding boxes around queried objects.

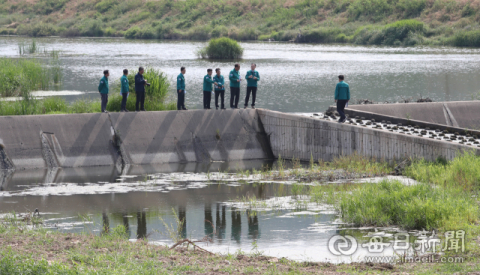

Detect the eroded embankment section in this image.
[257,109,479,162]
[0,109,272,171]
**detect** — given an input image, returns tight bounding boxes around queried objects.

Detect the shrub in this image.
[197,37,243,59]
[79,19,104,37]
[17,23,57,37]
[124,27,140,39]
[452,30,480,47]
[211,26,228,38]
[96,0,117,13]
[104,27,116,37]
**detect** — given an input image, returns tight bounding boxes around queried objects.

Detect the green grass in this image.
[323,180,478,230]
[0,58,51,97]
[197,38,244,59]
[404,151,480,191]
[2,0,480,47]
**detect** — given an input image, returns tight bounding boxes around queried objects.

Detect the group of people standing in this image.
[98,67,150,113]
[176,63,260,110]
[98,64,351,118]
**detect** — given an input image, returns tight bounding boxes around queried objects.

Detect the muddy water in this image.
[2,37,480,112]
[0,160,410,263]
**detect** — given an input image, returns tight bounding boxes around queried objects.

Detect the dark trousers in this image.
[177,89,185,110]
[121,93,128,111]
[230,87,240,108]
[203,91,212,109]
[136,91,145,111]
[336,100,348,120]
[244,86,257,107]
[215,90,225,109]
[100,93,108,112]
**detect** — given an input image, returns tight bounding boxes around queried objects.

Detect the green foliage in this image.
[405,151,480,191]
[452,30,480,47]
[354,19,424,46]
[33,0,69,15]
[96,0,117,13]
[17,23,57,37]
[79,19,104,37]
[0,58,49,97]
[319,180,478,230]
[198,37,243,59]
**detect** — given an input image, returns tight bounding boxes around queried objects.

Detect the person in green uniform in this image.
[98,70,109,113]
[202,69,217,109]
[176,67,187,110]
[334,75,350,123]
[229,64,241,109]
[213,68,225,110]
[244,63,260,109]
[120,69,129,112]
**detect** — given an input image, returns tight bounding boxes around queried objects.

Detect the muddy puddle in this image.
[0,160,421,263]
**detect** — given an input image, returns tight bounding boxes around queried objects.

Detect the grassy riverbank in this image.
[1,216,480,274]
[2,0,480,46]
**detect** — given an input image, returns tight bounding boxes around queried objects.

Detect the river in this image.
[2,36,480,111]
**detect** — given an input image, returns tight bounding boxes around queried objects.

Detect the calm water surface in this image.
[1,37,480,111]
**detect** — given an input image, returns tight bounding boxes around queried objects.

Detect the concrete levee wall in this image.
[257,109,479,162]
[109,109,272,165]
[0,109,273,171]
[0,113,118,170]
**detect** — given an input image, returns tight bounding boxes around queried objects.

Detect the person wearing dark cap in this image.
[213,68,225,110]
[229,64,241,109]
[334,75,350,123]
[135,67,149,112]
[98,70,109,113]
[177,67,187,110]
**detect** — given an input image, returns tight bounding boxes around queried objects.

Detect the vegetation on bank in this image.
[2,0,480,46]
[2,215,480,274]
[0,67,176,116]
[197,38,243,59]
[0,57,59,98]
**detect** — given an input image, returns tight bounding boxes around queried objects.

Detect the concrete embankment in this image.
[343,101,480,131]
[0,110,273,171]
[0,108,477,172]
[257,109,479,162]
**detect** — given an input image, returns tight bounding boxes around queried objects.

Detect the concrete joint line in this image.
[40,131,60,168]
[106,113,131,174]
[443,104,459,128]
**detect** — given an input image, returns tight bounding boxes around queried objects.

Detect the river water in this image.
[2,37,480,111]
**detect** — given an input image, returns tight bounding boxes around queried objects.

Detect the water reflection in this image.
[215,203,226,240]
[137,211,147,239]
[231,208,242,243]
